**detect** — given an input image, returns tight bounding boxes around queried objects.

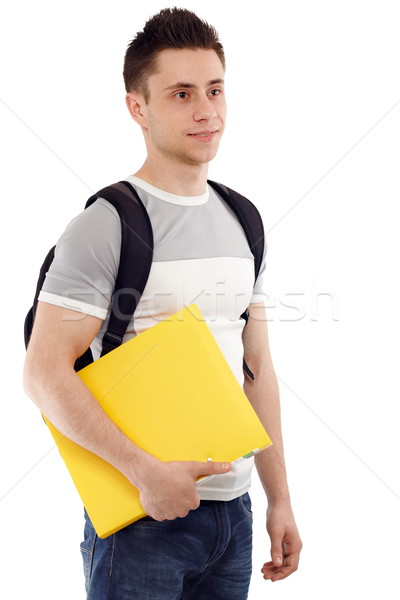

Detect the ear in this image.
[125,92,148,128]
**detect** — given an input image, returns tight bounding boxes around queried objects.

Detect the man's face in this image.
[141,48,226,167]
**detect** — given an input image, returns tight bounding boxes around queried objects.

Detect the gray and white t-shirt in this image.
[39,175,268,501]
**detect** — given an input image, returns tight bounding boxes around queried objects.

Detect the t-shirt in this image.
[39,175,268,501]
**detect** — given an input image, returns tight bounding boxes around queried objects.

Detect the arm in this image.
[242,302,302,581]
[23,301,231,520]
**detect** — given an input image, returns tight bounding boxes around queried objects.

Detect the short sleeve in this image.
[250,237,268,306]
[38,198,121,319]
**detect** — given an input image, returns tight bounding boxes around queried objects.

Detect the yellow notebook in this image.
[44,304,272,538]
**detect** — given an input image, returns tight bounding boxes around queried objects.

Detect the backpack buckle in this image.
[101,331,124,356]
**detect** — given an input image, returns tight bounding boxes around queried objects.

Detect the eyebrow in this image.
[163,78,224,91]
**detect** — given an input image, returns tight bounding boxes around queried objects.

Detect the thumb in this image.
[190,460,232,477]
[270,542,283,567]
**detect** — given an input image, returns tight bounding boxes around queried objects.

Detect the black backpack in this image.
[24,179,265,380]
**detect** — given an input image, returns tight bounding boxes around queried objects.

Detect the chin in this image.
[187,147,220,165]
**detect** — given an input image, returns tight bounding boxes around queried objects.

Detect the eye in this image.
[209,89,222,96]
[175,91,189,99]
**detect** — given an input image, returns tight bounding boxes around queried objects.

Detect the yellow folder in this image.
[44,304,272,538]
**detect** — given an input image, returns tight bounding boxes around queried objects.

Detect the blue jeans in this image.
[80,492,253,599]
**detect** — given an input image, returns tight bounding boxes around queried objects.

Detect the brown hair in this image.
[123,7,225,102]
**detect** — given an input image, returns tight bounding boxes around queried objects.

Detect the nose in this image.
[193,94,217,122]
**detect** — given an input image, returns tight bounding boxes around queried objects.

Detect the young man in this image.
[24,7,302,599]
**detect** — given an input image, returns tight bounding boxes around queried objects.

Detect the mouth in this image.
[187,129,219,142]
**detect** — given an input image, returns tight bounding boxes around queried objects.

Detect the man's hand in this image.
[137,459,232,521]
[261,501,302,582]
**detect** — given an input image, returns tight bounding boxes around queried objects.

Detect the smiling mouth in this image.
[188,129,219,137]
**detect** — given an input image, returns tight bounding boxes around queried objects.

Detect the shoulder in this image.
[51,197,122,274]
[57,197,120,246]
[65,196,119,231]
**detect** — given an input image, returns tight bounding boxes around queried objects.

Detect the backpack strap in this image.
[207,180,265,312]
[85,180,154,358]
[207,180,265,381]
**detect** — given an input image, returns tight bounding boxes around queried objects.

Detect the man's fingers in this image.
[261,554,299,581]
[261,566,290,580]
[190,461,232,477]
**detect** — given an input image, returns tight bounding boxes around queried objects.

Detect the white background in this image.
[1,0,400,598]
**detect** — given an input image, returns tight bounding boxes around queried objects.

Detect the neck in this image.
[134,156,209,197]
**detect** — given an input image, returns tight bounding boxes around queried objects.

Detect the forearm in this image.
[244,369,291,505]
[23,360,153,488]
